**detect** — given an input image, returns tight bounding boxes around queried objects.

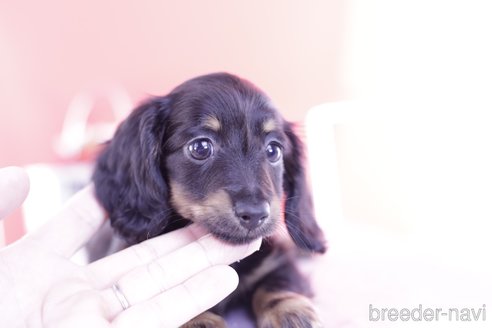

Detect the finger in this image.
[87,224,208,288]
[0,166,30,220]
[112,265,238,328]
[42,279,110,328]
[29,184,106,257]
[100,236,261,317]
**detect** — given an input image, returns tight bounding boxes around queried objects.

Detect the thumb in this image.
[0,166,30,220]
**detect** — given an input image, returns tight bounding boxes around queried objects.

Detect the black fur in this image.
[92,72,326,324]
[282,122,326,253]
[93,97,176,244]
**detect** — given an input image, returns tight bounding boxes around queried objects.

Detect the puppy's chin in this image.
[200,219,277,245]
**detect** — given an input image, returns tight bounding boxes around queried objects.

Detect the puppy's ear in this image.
[93,97,172,244]
[283,122,327,253]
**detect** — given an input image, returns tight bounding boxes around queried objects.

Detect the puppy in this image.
[93,73,326,327]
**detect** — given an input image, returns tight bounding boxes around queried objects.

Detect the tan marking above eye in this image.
[203,115,221,132]
[262,118,277,133]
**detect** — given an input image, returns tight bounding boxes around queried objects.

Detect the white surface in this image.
[306,101,492,327]
[23,163,93,233]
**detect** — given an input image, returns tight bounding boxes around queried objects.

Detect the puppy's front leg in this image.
[252,262,323,328]
[180,311,227,328]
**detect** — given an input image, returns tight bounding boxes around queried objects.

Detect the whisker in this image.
[283,220,314,253]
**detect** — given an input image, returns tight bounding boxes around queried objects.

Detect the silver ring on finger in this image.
[112,283,130,311]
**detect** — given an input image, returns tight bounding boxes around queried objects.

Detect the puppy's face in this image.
[94,72,325,252]
[164,75,287,244]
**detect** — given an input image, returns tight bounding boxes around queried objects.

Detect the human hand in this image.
[0,167,261,328]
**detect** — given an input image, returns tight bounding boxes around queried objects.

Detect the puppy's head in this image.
[93,73,326,253]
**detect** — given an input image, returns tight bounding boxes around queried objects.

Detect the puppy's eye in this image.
[266,142,282,163]
[188,138,214,160]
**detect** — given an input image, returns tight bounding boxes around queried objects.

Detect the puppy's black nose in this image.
[235,201,270,230]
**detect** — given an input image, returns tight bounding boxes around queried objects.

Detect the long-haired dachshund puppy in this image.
[92,73,326,327]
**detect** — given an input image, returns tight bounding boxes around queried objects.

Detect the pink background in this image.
[2,3,492,326]
[0,1,346,241]
[0,0,345,165]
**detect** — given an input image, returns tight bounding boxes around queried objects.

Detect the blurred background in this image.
[0,0,346,241]
[2,1,492,326]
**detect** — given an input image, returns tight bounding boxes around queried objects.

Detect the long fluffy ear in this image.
[93,97,172,244]
[283,122,327,253]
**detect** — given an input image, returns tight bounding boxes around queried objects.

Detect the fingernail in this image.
[245,238,262,257]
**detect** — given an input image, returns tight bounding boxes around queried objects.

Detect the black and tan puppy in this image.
[93,73,326,327]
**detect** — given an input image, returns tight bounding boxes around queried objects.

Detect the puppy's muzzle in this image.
[235,200,270,230]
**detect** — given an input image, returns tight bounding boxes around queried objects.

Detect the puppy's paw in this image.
[254,291,323,328]
[180,311,227,328]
